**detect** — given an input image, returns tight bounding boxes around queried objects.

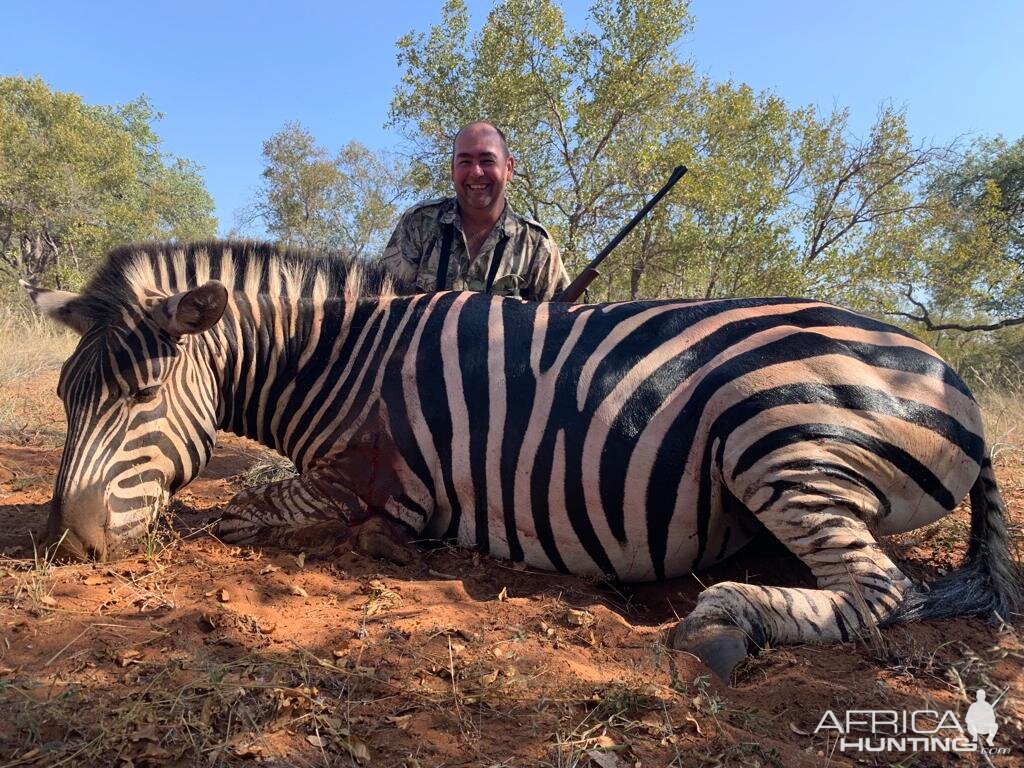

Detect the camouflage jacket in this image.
[380,197,569,301]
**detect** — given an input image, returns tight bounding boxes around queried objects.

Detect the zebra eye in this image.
[132,386,161,404]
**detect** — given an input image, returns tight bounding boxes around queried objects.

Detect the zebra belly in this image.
[414,467,757,582]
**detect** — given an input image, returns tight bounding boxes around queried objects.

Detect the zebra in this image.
[25,240,1021,680]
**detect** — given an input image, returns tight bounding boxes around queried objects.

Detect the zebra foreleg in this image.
[216,470,419,562]
[674,488,912,680]
[216,472,357,547]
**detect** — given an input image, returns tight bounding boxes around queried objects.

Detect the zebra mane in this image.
[73,240,396,323]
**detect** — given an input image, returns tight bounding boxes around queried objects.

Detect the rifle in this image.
[554,164,688,303]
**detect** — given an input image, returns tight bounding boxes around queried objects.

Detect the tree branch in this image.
[888,287,1024,332]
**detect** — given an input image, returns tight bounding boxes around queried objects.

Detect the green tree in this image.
[905,137,1024,329]
[244,122,409,258]
[387,0,947,307]
[0,76,216,287]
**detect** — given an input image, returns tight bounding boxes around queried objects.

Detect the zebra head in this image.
[24,279,228,560]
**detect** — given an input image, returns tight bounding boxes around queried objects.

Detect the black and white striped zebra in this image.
[25,240,1020,680]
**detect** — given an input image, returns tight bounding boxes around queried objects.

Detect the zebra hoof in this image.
[672,624,749,682]
[352,516,418,565]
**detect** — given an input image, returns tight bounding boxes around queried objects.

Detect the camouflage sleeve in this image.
[379,208,425,289]
[526,236,571,302]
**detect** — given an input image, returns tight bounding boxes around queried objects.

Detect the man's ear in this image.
[152,280,229,336]
[21,280,93,335]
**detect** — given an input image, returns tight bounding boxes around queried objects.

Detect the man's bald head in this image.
[453,122,510,160]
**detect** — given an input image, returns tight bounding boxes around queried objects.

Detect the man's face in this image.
[451,125,514,216]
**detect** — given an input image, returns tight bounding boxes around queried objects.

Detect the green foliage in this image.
[244,122,410,258]
[923,137,1024,320]
[0,76,217,288]
[386,0,958,310]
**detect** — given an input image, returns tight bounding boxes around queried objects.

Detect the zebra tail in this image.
[886,456,1022,626]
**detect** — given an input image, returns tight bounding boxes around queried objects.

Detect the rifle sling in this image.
[485,235,508,294]
[435,222,455,291]
[436,224,509,295]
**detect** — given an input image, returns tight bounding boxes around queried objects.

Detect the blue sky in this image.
[3,1,1021,236]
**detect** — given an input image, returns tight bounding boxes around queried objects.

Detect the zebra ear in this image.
[21,280,93,335]
[154,280,229,336]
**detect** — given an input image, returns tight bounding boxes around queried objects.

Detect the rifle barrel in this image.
[554,164,687,303]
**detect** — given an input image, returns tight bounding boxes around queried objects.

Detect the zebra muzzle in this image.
[47,492,109,562]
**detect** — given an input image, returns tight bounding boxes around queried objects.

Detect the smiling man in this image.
[380,121,569,301]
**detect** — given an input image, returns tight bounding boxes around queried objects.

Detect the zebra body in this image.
[285,292,977,583]
[27,241,1020,680]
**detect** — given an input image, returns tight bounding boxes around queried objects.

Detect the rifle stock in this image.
[558,267,600,305]
[554,164,687,303]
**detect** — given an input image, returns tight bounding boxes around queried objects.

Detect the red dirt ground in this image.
[1,371,1021,767]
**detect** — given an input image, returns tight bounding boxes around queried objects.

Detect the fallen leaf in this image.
[232,741,268,759]
[364,579,401,614]
[129,723,159,742]
[586,748,629,768]
[685,714,703,735]
[39,595,58,608]
[565,608,594,627]
[386,713,413,730]
[789,721,810,736]
[345,735,370,764]
[116,649,143,667]
[497,586,508,602]
[479,669,500,685]
[639,711,661,730]
[306,734,327,748]
[132,742,172,761]
[259,564,280,575]
[290,584,309,598]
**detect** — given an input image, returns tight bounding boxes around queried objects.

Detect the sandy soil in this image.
[1,371,1021,767]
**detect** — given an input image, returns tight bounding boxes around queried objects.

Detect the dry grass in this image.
[232,454,298,490]
[972,360,1024,472]
[0,303,77,446]
[0,303,77,386]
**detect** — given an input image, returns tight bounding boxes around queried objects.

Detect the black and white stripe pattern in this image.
[33,241,1020,678]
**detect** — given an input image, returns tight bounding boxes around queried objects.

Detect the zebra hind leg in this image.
[674,481,913,681]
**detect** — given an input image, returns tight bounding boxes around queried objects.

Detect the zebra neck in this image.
[210,293,383,464]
